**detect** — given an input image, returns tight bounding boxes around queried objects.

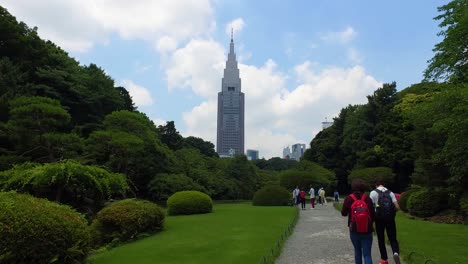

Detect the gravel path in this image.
[276,202,404,264]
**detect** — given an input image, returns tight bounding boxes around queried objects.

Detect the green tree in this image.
[157,121,184,151]
[424,0,468,82]
[183,136,218,157]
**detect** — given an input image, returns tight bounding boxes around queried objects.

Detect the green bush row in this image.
[252,185,291,206]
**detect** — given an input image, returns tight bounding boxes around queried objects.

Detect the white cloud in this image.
[151,118,167,127]
[321,26,357,44]
[225,18,245,37]
[156,36,178,53]
[165,39,225,98]
[1,0,215,52]
[121,80,154,107]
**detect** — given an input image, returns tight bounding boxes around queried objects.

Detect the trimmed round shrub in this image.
[398,191,412,212]
[407,188,443,217]
[252,185,290,206]
[94,199,165,244]
[348,167,395,187]
[0,191,90,264]
[167,191,213,215]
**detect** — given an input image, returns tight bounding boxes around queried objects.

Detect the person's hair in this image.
[351,179,367,193]
[375,178,385,187]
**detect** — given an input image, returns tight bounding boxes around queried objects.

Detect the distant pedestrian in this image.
[370,178,401,264]
[309,185,315,209]
[334,190,340,202]
[317,187,323,205]
[341,179,375,264]
[320,188,326,205]
[300,188,306,210]
[293,186,300,207]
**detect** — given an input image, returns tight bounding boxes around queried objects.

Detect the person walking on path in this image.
[293,186,300,207]
[334,190,340,202]
[300,188,306,210]
[309,185,315,209]
[317,187,323,205]
[370,179,401,264]
[341,179,375,264]
[320,187,327,205]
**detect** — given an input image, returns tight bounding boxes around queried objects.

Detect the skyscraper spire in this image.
[231,28,233,42]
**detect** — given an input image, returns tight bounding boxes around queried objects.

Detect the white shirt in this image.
[370,186,397,207]
[309,188,315,198]
[293,188,300,197]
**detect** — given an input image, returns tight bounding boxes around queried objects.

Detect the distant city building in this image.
[283,144,306,161]
[291,143,306,161]
[216,31,245,157]
[246,149,259,161]
[321,117,333,130]
[283,146,291,159]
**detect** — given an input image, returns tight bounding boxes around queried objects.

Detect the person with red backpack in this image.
[341,179,375,264]
[370,178,401,264]
[299,188,306,210]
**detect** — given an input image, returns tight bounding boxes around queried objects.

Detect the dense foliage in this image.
[167,191,213,215]
[252,185,291,206]
[407,188,444,217]
[347,167,395,187]
[0,160,128,213]
[0,191,90,264]
[279,160,335,192]
[93,199,165,245]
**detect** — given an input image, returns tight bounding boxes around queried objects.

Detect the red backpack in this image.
[300,191,306,199]
[349,193,371,233]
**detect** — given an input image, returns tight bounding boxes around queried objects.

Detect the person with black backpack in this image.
[341,179,375,264]
[370,178,401,264]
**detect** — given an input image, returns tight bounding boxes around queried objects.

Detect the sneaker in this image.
[393,253,401,264]
[379,260,388,264]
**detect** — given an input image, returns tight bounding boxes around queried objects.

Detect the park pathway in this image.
[276,201,404,264]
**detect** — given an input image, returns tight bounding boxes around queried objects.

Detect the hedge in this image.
[252,185,291,206]
[0,191,90,264]
[93,199,165,245]
[167,191,213,215]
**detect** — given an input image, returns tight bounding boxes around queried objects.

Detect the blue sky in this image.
[2,0,446,158]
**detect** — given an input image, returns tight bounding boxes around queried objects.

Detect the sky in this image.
[1,0,448,158]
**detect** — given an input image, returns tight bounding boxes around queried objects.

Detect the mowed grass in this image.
[396,214,468,264]
[333,203,468,263]
[88,203,296,264]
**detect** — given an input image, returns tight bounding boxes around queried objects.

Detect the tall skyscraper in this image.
[217,31,245,157]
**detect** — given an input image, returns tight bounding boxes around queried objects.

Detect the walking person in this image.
[334,190,340,202]
[309,185,315,209]
[317,187,323,205]
[300,188,306,210]
[293,186,300,207]
[320,187,327,205]
[370,179,401,264]
[341,179,375,264]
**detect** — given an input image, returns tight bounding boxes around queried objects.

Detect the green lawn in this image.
[88,203,296,264]
[333,203,468,264]
[397,214,468,264]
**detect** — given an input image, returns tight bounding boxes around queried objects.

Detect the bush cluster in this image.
[348,167,395,187]
[407,188,443,217]
[252,185,291,206]
[0,191,90,264]
[460,192,468,216]
[167,191,213,215]
[399,188,419,212]
[93,199,165,245]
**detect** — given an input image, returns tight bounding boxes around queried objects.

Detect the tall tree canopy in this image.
[424,0,468,83]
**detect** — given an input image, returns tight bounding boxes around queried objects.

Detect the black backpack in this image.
[375,189,395,220]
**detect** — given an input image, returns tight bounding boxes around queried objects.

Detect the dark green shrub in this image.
[94,199,165,245]
[279,161,335,191]
[348,167,395,187]
[0,191,90,264]
[399,190,413,212]
[148,173,206,201]
[407,188,443,217]
[252,185,290,206]
[0,160,128,212]
[167,191,213,215]
[460,192,468,216]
